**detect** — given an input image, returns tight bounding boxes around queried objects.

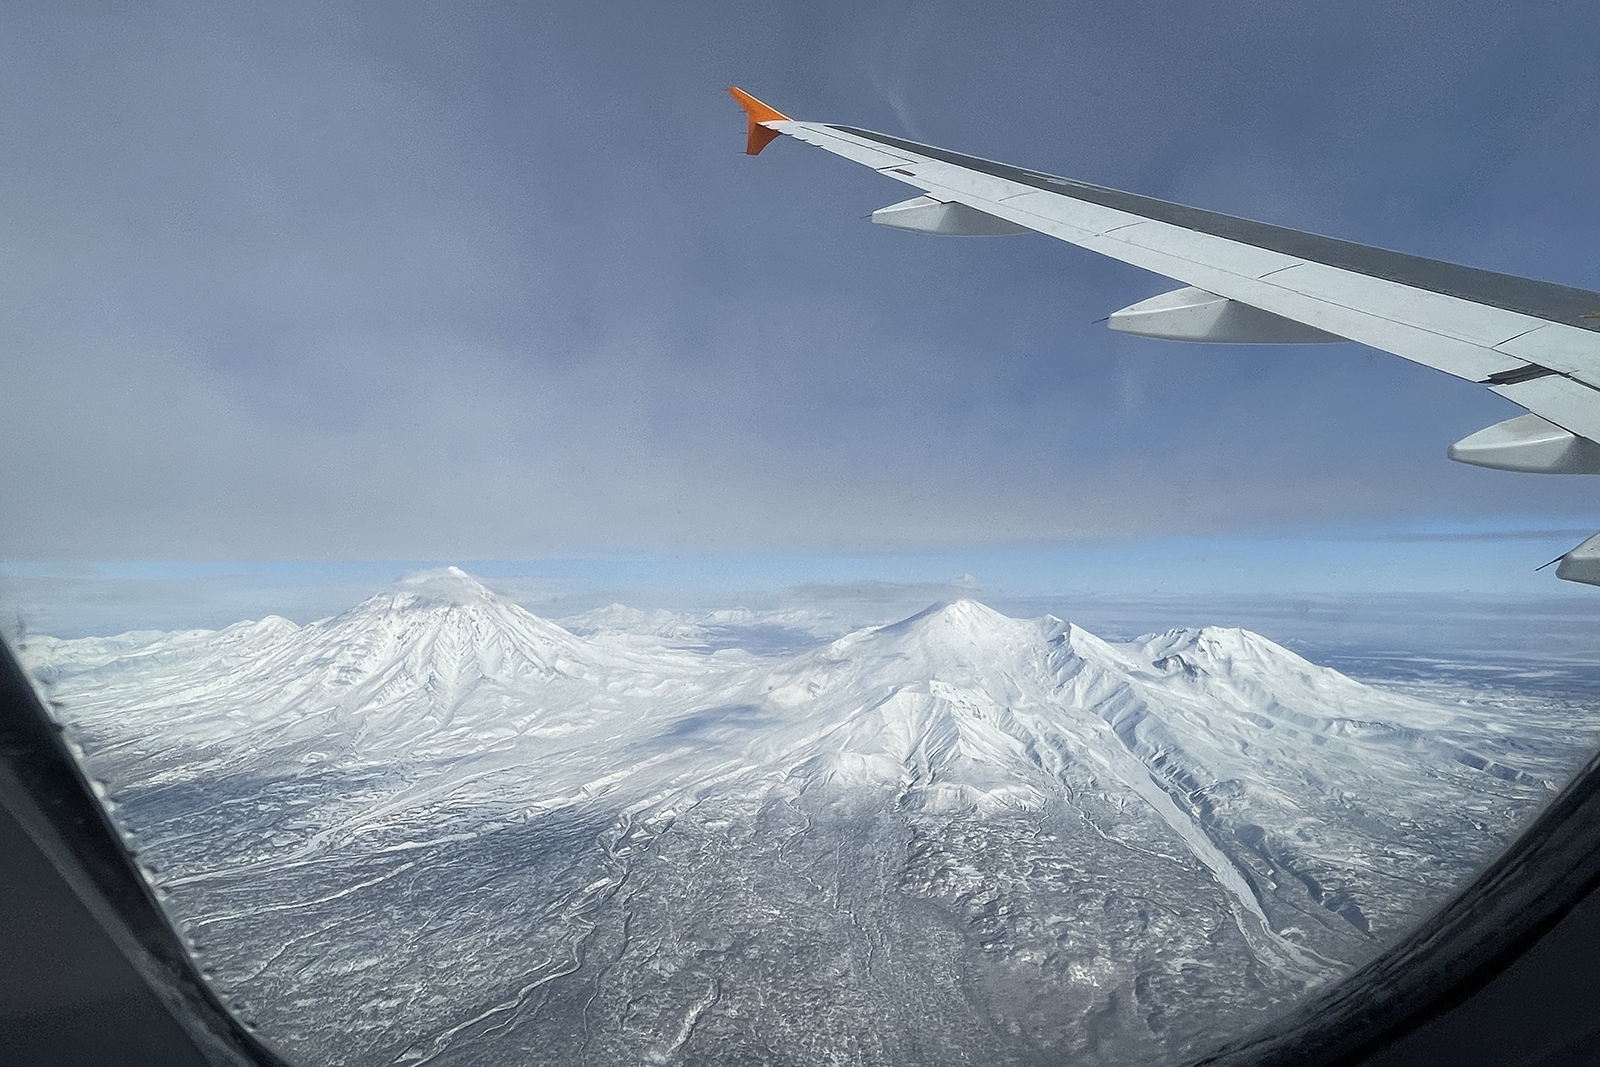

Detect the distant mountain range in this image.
[20,567,1578,1067]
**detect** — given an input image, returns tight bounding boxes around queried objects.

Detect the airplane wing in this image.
[727,86,1600,586]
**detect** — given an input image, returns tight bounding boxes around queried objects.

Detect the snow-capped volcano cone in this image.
[311,567,597,690]
[1135,625,1382,714]
[777,600,1066,699]
[727,601,1148,811]
[222,567,725,759]
[56,569,719,769]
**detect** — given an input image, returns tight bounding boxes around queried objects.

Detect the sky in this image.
[8,552,1600,669]
[5,0,1600,626]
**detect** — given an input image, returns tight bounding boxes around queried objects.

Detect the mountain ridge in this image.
[17,570,1581,1067]
[22,573,1563,963]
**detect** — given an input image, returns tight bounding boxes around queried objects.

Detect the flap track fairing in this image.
[1557,532,1600,587]
[1108,286,1343,344]
[1447,413,1600,475]
[871,195,1030,236]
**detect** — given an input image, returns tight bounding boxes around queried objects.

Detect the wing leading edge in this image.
[727,87,1600,586]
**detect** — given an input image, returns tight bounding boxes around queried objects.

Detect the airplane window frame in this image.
[0,636,291,1067]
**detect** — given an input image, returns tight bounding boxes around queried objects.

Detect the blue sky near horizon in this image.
[7,524,1600,642]
[4,1,1600,615]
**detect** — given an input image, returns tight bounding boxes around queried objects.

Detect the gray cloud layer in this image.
[4,1,1599,559]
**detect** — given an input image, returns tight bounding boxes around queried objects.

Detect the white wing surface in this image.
[727,88,1600,585]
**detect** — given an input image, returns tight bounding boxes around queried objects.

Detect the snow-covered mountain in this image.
[20,570,1580,1067]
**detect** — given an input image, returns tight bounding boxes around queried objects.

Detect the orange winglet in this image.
[728,86,791,156]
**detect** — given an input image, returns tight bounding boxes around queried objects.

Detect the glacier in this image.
[18,567,1597,1067]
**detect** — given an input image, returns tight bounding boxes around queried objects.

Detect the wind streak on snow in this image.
[647,979,720,1064]
[392,865,623,1066]
[1084,724,1329,975]
[188,860,420,926]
